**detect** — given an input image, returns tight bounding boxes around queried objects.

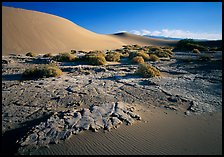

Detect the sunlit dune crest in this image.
[2,6,177,55]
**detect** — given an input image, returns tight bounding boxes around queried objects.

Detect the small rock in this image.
[167,96,178,102]
[185,111,191,116]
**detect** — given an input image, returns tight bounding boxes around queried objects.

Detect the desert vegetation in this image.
[43,53,53,58]
[132,56,145,64]
[105,51,121,62]
[84,51,107,65]
[26,52,36,57]
[22,64,63,79]
[135,63,161,78]
[148,54,160,61]
[173,39,208,52]
[52,52,76,62]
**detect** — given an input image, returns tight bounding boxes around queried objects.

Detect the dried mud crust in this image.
[2,52,222,154]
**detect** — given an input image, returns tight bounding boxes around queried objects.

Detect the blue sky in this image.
[2,2,222,40]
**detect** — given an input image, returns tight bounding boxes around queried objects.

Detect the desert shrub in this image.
[120,52,129,58]
[105,52,121,62]
[52,52,76,62]
[192,49,200,54]
[148,46,163,52]
[43,53,53,58]
[26,52,36,57]
[173,39,208,52]
[71,50,77,54]
[22,65,63,79]
[84,53,107,65]
[198,54,211,61]
[129,50,150,60]
[163,49,173,55]
[135,63,160,78]
[132,44,141,50]
[132,56,145,64]
[153,50,172,58]
[88,50,106,58]
[148,54,160,61]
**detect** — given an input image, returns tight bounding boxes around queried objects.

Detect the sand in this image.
[2,6,177,56]
[27,106,222,155]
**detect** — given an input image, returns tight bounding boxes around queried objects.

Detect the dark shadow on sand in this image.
[98,73,141,81]
[2,74,22,81]
[1,113,53,155]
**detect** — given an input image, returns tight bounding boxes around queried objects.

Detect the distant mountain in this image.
[144,35,183,41]
[144,35,209,41]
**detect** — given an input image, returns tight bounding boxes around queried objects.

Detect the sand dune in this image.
[2,6,177,55]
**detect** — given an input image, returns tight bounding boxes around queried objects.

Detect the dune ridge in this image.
[2,6,177,55]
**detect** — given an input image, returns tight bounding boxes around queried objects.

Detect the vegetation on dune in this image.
[22,64,63,79]
[135,63,161,78]
[26,52,36,57]
[52,52,76,62]
[43,53,53,58]
[132,56,145,64]
[105,51,121,62]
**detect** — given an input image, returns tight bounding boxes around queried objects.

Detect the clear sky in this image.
[2,2,222,40]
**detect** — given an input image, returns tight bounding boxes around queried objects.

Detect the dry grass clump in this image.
[22,64,63,79]
[148,46,163,52]
[105,52,121,62]
[129,50,150,60]
[52,52,76,62]
[192,49,200,53]
[84,52,107,65]
[132,56,145,64]
[43,53,53,58]
[26,52,36,57]
[135,63,160,78]
[148,54,160,61]
[153,50,172,58]
[88,50,106,57]
[71,50,77,54]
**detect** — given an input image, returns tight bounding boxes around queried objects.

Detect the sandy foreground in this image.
[30,106,222,155]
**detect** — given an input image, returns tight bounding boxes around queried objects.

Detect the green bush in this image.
[173,39,208,51]
[22,65,63,79]
[105,52,121,62]
[148,54,160,61]
[192,49,200,53]
[132,56,145,64]
[52,52,76,62]
[135,63,161,78]
[26,52,36,57]
[43,53,53,58]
